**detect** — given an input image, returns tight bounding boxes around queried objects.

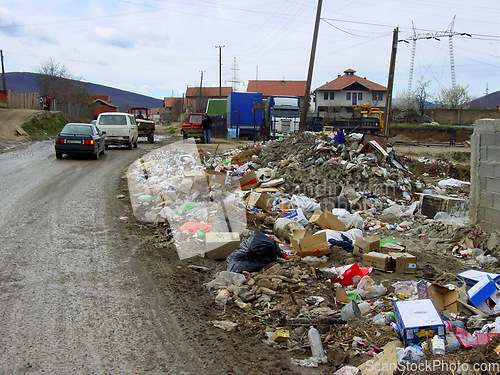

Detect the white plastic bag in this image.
[290,195,321,212]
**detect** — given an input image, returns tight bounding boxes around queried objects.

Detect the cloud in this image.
[0,7,23,36]
[92,26,134,49]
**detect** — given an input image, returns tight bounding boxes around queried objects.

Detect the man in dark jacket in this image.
[201,115,212,144]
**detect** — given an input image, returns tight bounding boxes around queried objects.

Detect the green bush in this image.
[22,113,69,139]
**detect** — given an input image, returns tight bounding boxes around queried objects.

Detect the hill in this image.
[4,72,164,111]
[467,91,500,109]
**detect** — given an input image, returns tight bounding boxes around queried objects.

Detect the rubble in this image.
[129,131,500,372]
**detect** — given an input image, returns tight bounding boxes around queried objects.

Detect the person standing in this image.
[45,96,52,111]
[201,115,212,144]
[39,97,44,110]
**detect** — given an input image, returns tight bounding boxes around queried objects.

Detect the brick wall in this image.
[470,119,500,232]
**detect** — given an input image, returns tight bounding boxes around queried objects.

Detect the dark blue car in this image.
[55,123,106,160]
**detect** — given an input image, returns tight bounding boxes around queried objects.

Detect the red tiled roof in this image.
[185,87,232,98]
[246,80,307,97]
[163,97,185,108]
[89,94,111,102]
[317,69,387,91]
[93,98,118,108]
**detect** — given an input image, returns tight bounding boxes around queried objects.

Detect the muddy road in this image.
[0,139,304,374]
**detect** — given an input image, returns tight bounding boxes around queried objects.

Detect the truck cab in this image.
[266,96,301,139]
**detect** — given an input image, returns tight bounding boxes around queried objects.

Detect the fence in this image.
[7,91,39,109]
[6,91,93,119]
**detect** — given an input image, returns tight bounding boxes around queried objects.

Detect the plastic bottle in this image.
[431,335,445,355]
[445,332,461,352]
[215,290,230,306]
[308,326,327,363]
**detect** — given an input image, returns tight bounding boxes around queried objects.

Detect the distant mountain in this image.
[467,91,500,109]
[4,72,164,111]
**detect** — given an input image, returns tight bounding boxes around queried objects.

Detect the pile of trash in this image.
[125,133,500,372]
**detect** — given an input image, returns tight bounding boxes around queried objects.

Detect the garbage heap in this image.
[128,133,499,373]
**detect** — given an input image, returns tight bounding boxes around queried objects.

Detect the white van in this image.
[96,112,139,149]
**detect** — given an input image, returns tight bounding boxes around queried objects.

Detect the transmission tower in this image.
[404,16,471,90]
[227,57,242,92]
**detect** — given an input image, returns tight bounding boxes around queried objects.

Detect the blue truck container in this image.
[227,92,263,137]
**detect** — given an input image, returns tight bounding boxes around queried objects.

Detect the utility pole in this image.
[1,50,6,92]
[215,45,225,98]
[299,0,323,132]
[199,70,205,113]
[384,27,398,137]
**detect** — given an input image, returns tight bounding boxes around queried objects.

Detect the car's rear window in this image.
[98,115,127,125]
[61,125,93,135]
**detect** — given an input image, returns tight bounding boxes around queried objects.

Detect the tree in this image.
[394,90,418,116]
[35,58,89,104]
[436,84,471,109]
[414,79,430,115]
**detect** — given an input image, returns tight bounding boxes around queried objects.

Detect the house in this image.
[89,95,118,118]
[246,80,307,103]
[185,86,232,112]
[315,69,387,119]
[157,97,186,122]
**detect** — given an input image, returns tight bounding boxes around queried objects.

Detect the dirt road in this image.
[0,139,306,374]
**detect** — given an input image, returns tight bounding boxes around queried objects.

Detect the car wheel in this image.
[133,138,138,148]
[148,131,155,144]
[56,152,63,159]
[128,141,133,150]
[182,131,187,140]
[93,150,99,160]
[101,147,105,156]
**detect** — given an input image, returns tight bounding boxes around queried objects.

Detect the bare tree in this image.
[414,79,430,115]
[436,84,471,109]
[35,58,89,104]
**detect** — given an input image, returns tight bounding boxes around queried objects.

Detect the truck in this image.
[181,113,206,142]
[265,95,301,139]
[323,104,384,134]
[129,107,155,143]
[227,92,263,139]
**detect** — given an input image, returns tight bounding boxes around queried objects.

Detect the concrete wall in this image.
[470,119,500,232]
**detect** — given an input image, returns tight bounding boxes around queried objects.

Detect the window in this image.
[324,92,328,100]
[330,92,335,100]
[372,93,378,101]
[358,93,363,100]
[379,93,383,101]
[346,93,351,100]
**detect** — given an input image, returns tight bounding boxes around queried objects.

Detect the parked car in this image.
[96,112,139,149]
[55,123,106,160]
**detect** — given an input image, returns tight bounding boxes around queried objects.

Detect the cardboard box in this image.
[205,232,241,260]
[379,242,406,254]
[247,192,274,211]
[428,283,459,314]
[309,209,345,231]
[184,170,209,191]
[177,178,194,194]
[353,236,380,256]
[394,299,446,346]
[204,169,227,187]
[238,171,259,191]
[467,275,500,313]
[457,270,500,288]
[363,252,392,271]
[291,230,330,258]
[390,252,417,274]
[359,140,389,162]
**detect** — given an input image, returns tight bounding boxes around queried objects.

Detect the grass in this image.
[168,127,176,134]
[22,112,69,139]
[451,151,471,163]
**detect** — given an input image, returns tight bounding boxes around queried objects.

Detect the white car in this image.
[96,112,139,149]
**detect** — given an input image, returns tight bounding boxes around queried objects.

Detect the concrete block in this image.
[479,177,488,191]
[479,162,495,178]
[480,147,489,161]
[489,146,500,162]
[480,133,497,147]
[496,132,500,145]
[480,191,494,208]
[486,178,500,194]
[495,163,500,178]
[493,193,500,209]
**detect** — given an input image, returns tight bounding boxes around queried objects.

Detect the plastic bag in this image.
[205,271,247,290]
[290,195,321,212]
[280,208,308,226]
[180,222,213,234]
[226,231,283,273]
[351,276,387,299]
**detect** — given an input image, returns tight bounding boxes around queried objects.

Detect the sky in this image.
[1,0,499,101]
